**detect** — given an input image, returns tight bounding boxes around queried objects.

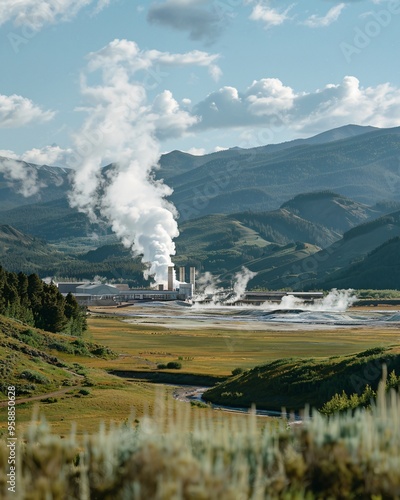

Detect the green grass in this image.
[83,314,400,377]
[2,382,400,499]
[2,308,400,436]
[203,345,400,411]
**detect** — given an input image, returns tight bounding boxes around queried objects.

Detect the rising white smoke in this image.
[263,288,357,312]
[0,158,45,197]
[193,267,257,304]
[226,267,258,304]
[67,39,220,284]
[193,272,224,303]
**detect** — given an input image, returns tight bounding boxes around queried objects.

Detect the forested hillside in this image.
[0,266,86,334]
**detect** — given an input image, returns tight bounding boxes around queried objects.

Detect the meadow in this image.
[83,309,400,376]
[1,305,399,436]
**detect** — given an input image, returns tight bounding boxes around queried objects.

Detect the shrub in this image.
[42,397,58,404]
[231,367,244,376]
[190,400,210,408]
[4,381,400,499]
[157,364,167,370]
[78,389,90,396]
[48,341,75,354]
[166,361,182,370]
[19,370,49,385]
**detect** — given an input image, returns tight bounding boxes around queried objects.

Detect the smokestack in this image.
[158,284,164,291]
[189,267,196,290]
[168,266,175,291]
[179,266,186,283]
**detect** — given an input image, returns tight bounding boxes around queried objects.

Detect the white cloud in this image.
[147,0,232,44]
[0,158,45,197]
[249,1,294,29]
[0,145,74,168]
[0,93,55,128]
[0,0,112,29]
[192,76,400,134]
[245,78,295,115]
[303,3,345,28]
[87,39,222,81]
[151,90,199,140]
[20,145,74,165]
[185,147,206,156]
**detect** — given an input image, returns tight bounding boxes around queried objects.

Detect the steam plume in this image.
[67,39,220,284]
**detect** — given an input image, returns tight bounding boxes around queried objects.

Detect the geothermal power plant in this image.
[56,265,196,306]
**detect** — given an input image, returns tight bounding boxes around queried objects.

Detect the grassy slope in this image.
[203,345,400,411]
[0,314,167,435]
[280,191,380,233]
[322,237,400,289]
[2,310,400,434]
[0,315,118,401]
[268,210,400,290]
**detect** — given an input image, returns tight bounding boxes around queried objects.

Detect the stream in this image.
[172,385,302,421]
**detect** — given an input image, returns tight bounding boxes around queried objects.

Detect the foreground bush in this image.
[1,382,400,499]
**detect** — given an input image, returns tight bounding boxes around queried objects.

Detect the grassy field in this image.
[83,311,400,377]
[1,306,400,436]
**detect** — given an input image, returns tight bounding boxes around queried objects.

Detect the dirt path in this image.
[0,385,82,407]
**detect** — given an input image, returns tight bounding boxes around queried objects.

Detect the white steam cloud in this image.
[226,267,258,304]
[194,267,256,304]
[0,158,45,197]
[68,39,220,284]
[263,289,357,312]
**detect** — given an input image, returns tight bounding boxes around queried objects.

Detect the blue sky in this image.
[1,0,400,161]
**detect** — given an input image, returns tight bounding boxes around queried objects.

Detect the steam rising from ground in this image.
[264,289,357,312]
[194,267,257,303]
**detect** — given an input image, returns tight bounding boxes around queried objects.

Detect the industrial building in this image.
[55,265,196,306]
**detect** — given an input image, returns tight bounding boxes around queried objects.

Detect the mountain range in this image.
[1,124,400,290]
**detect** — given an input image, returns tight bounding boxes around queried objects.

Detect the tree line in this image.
[0,266,86,334]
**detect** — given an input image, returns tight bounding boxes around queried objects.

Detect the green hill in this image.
[0,315,116,400]
[203,345,400,411]
[1,125,400,221]
[273,210,400,290]
[281,191,380,233]
[0,225,147,284]
[169,126,400,218]
[321,237,400,289]
[233,208,340,247]
[0,224,74,274]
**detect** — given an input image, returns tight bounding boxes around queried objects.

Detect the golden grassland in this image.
[82,310,400,376]
[1,306,399,436]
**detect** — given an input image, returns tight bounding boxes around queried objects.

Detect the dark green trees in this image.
[0,266,86,334]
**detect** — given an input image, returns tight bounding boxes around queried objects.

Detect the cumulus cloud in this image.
[147,0,232,44]
[303,3,346,28]
[0,93,55,128]
[0,0,112,29]
[87,39,221,81]
[0,145,74,166]
[249,1,294,29]
[192,76,400,134]
[150,91,199,140]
